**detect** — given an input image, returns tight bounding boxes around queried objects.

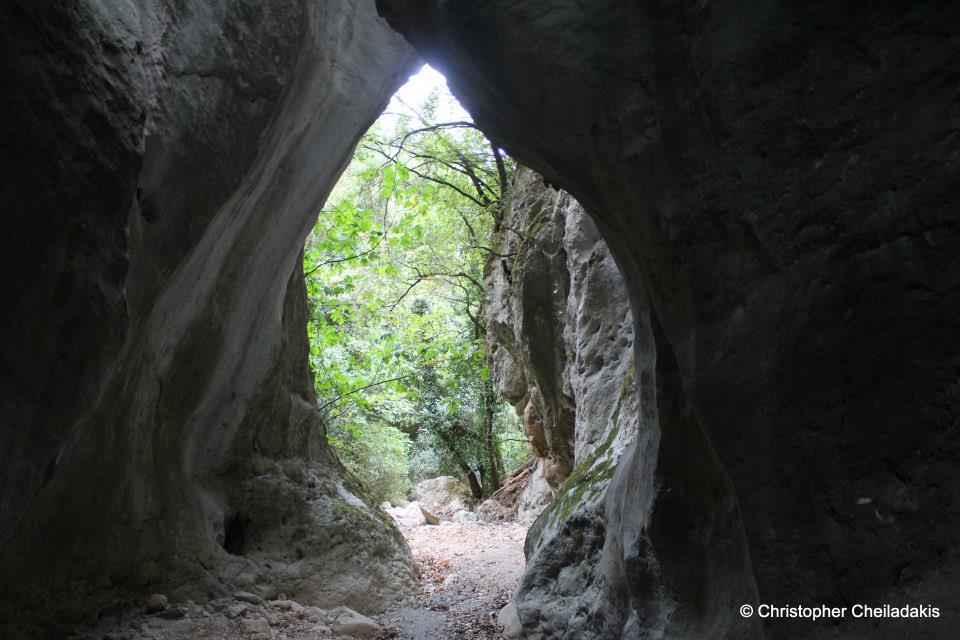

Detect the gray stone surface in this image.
[486,168,639,470]
[2,1,959,639]
[380,2,960,639]
[0,1,418,636]
[485,167,642,628]
[329,606,384,638]
[412,476,473,515]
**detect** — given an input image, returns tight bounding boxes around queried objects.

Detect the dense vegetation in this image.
[303,71,529,505]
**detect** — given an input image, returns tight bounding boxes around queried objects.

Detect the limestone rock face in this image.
[485,166,641,621]
[380,2,960,639]
[4,1,960,639]
[484,167,638,535]
[0,1,418,635]
[485,164,640,462]
[514,458,557,526]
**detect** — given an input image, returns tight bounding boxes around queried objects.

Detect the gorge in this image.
[2,2,959,639]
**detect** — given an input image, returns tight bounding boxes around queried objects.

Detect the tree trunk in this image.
[436,427,484,499]
[481,377,502,495]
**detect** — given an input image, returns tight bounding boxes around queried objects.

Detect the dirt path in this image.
[377,521,527,640]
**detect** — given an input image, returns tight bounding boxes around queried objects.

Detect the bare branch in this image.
[318,375,411,414]
[304,235,384,277]
[389,275,427,311]
[468,245,516,258]
[392,121,480,154]
[360,143,489,208]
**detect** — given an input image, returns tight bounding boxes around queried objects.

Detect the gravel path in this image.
[376,521,527,640]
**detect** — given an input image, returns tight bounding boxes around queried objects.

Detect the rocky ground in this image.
[67,510,525,640]
[69,592,390,640]
[377,519,527,639]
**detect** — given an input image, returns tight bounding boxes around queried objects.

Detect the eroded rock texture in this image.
[486,167,644,631]
[0,2,418,636]
[380,2,960,639]
[4,1,960,639]
[485,167,639,527]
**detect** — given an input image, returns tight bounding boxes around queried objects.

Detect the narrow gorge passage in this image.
[4,2,959,639]
[377,515,526,639]
[301,63,531,522]
[68,513,527,640]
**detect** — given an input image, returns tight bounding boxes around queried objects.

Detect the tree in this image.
[303,80,525,501]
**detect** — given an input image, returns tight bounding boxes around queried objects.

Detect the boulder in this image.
[412,476,472,515]
[498,602,522,639]
[329,607,383,638]
[420,507,440,526]
[385,501,426,527]
[450,509,477,523]
[270,600,298,612]
[240,618,271,635]
[515,459,557,526]
[301,606,325,624]
[155,607,186,620]
[145,593,168,614]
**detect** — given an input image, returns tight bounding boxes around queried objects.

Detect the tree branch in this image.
[318,375,411,414]
[468,245,516,258]
[391,121,480,155]
[304,235,384,277]
[361,143,489,208]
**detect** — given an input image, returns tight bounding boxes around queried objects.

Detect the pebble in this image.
[234,590,265,605]
[145,593,168,613]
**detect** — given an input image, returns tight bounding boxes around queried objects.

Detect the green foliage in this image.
[498,410,530,475]
[304,74,529,501]
[328,419,411,505]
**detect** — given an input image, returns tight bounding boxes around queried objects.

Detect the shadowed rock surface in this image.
[0,2,418,636]
[379,2,960,638]
[2,1,959,639]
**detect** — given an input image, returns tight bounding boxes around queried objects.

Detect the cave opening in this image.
[304,63,530,507]
[2,5,649,634]
[3,3,956,639]
[301,63,536,634]
[223,514,250,557]
[297,57,642,637]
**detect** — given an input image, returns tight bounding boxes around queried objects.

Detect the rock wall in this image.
[486,166,644,631]
[485,167,639,527]
[4,1,960,639]
[380,2,960,639]
[0,2,418,636]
